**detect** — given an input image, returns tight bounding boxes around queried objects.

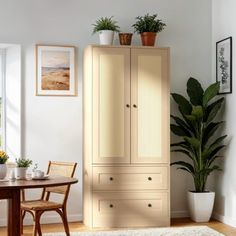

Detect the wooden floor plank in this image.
[0,218,235,236]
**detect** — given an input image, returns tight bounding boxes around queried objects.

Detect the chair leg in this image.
[56,208,70,236]
[33,211,43,236]
[20,210,24,234]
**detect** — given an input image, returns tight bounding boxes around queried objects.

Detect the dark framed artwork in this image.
[216,37,232,94]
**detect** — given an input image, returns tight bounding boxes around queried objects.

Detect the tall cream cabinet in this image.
[83,45,170,228]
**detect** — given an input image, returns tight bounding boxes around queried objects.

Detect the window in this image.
[0,44,21,159]
[0,49,6,150]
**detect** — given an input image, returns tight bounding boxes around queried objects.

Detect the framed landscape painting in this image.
[36,45,76,96]
[216,37,232,94]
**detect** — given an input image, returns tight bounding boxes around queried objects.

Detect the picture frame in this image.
[36,45,76,96]
[216,37,232,94]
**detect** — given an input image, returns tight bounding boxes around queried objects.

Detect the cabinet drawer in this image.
[92,191,169,227]
[92,166,168,190]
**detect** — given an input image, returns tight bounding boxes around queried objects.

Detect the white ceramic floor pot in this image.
[15,167,28,179]
[99,30,114,45]
[0,164,7,179]
[188,191,215,222]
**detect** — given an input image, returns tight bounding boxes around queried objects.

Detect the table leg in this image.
[7,189,21,236]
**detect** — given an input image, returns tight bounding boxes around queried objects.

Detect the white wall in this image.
[0,0,212,224]
[212,0,236,227]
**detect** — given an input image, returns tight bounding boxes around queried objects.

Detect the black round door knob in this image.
[109,177,113,181]
[133,104,137,108]
[109,204,114,208]
[148,177,152,181]
[148,204,152,207]
[126,104,130,108]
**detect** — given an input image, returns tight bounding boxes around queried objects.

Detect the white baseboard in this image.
[212,211,236,227]
[171,210,189,218]
[0,213,82,227]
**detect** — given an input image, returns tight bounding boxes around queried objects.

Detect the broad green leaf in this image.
[204,97,224,123]
[203,165,222,175]
[176,167,193,175]
[209,135,227,149]
[171,124,190,137]
[184,137,200,149]
[207,145,226,161]
[171,141,188,147]
[171,115,192,134]
[192,106,203,120]
[185,115,196,122]
[203,82,220,106]
[171,149,193,160]
[208,155,223,167]
[203,122,224,145]
[187,77,204,105]
[171,93,192,115]
[171,161,194,173]
[179,110,197,136]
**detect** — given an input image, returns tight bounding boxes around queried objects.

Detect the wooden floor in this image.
[0,218,235,235]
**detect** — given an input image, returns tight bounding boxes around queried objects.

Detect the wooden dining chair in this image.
[21,161,77,236]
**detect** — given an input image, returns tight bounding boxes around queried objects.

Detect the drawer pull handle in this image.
[133,104,137,108]
[109,204,114,208]
[148,177,152,181]
[109,177,113,181]
[148,204,152,208]
[126,104,130,108]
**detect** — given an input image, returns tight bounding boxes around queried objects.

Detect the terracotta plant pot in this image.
[119,33,133,45]
[140,32,157,46]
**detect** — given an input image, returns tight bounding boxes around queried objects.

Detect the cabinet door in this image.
[93,47,130,164]
[131,48,170,164]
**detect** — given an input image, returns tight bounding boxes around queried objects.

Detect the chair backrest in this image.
[42,161,77,201]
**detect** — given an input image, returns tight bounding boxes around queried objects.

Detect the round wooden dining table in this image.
[0,176,78,236]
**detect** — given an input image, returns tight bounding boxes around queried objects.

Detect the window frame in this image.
[0,48,6,150]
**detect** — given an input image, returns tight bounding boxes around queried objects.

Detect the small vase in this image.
[15,167,28,179]
[99,30,114,45]
[0,164,7,179]
[140,32,157,46]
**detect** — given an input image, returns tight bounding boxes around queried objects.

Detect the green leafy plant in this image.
[15,158,32,168]
[92,16,120,34]
[132,13,166,34]
[171,77,227,192]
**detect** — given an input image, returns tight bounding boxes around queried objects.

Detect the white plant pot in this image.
[0,164,7,179]
[188,191,215,222]
[99,30,114,45]
[15,167,28,179]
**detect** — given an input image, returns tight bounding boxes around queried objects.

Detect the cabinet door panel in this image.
[93,47,130,164]
[131,49,170,163]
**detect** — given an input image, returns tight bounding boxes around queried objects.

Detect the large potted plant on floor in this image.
[171,77,227,222]
[92,16,120,45]
[132,13,166,46]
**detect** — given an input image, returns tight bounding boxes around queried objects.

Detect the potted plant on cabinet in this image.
[132,13,166,46]
[0,151,9,179]
[15,158,33,179]
[171,77,227,222]
[92,16,120,45]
